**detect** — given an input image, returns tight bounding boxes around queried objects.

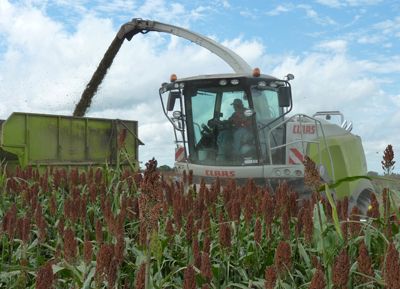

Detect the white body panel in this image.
[175,162,304,181]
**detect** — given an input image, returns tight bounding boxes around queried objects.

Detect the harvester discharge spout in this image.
[73,18,252,117]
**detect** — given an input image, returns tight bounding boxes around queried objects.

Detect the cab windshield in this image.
[185,82,283,166]
[251,86,285,164]
[251,86,281,124]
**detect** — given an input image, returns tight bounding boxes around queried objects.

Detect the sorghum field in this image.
[0,146,399,288]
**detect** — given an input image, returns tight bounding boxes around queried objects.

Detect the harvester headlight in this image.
[284,169,291,176]
[274,169,281,176]
[174,83,179,89]
[219,79,228,86]
[258,81,267,87]
[230,79,239,85]
[179,83,185,88]
[295,170,303,177]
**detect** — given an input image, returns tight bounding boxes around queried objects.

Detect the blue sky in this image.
[0,0,399,174]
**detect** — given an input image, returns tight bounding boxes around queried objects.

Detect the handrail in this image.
[267,114,336,182]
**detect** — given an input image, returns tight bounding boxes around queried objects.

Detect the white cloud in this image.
[91,0,137,14]
[218,0,230,8]
[356,57,400,74]
[272,53,376,111]
[298,4,336,25]
[316,39,347,53]
[315,0,342,8]
[239,9,258,19]
[349,16,400,50]
[357,34,383,44]
[373,16,400,37]
[221,37,265,65]
[316,0,383,8]
[346,0,383,6]
[266,4,336,25]
[266,4,292,16]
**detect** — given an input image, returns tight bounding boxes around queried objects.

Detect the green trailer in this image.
[0,112,142,170]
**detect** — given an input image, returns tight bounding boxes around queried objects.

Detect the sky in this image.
[0,0,399,174]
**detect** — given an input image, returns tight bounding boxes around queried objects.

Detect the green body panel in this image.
[0,112,140,169]
[307,133,368,199]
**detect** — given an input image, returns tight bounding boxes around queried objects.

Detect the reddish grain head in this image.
[274,241,291,276]
[35,262,54,289]
[332,249,350,289]
[264,266,277,289]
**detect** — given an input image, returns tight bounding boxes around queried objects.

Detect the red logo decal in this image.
[292,124,316,134]
[205,170,235,178]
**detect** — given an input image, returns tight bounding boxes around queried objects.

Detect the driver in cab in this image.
[215,98,253,161]
[230,98,251,129]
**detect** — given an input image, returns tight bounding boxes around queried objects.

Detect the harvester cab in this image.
[160,72,374,212]
[160,72,320,188]
[160,71,293,166]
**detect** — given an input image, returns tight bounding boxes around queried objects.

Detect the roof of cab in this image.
[174,73,279,82]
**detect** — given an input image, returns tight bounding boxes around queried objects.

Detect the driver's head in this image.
[231,98,244,110]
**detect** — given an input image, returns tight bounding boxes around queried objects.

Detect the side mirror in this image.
[278,86,291,107]
[167,91,181,111]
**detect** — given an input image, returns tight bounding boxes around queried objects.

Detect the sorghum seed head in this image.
[83,240,93,264]
[35,262,54,289]
[183,265,196,289]
[200,252,212,281]
[264,266,277,289]
[332,249,350,289]
[350,206,362,237]
[203,234,211,253]
[135,263,146,289]
[281,208,290,240]
[384,242,400,289]
[63,228,77,263]
[303,156,322,192]
[381,144,395,175]
[274,241,291,276]
[107,258,119,289]
[254,218,262,244]
[303,203,314,244]
[357,242,374,284]
[192,238,201,269]
[95,244,114,284]
[295,207,304,238]
[165,218,174,238]
[186,211,194,243]
[219,221,231,249]
[95,219,103,245]
[309,268,326,289]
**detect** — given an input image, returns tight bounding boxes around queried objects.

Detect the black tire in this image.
[356,189,373,215]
